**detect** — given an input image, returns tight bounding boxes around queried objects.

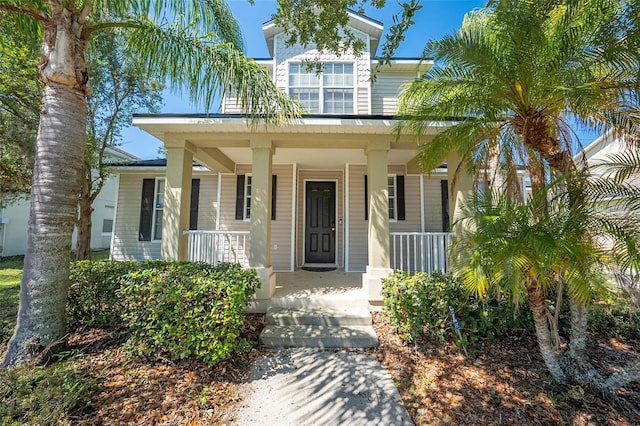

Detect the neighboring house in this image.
[0,145,139,257]
[580,130,640,200]
[111,11,472,301]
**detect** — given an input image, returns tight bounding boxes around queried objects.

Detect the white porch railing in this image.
[390,232,454,273]
[184,230,250,267]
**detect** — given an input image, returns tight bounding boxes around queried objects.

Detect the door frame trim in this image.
[302,179,338,265]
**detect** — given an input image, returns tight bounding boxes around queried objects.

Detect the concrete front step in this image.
[246,296,369,313]
[260,325,379,349]
[266,307,372,326]
[259,306,378,349]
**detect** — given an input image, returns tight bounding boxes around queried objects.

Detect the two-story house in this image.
[110,11,469,303]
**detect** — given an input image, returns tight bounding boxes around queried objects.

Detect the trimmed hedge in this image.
[68,261,260,366]
[382,271,532,351]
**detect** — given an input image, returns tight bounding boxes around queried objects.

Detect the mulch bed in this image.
[371,311,640,425]
[70,314,267,425]
[3,312,639,424]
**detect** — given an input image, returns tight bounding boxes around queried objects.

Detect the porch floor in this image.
[247,269,380,313]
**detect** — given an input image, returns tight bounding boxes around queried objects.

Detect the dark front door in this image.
[305,181,336,264]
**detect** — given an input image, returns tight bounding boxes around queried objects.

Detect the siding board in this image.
[112,172,218,261]
[218,164,294,271]
[371,73,415,115]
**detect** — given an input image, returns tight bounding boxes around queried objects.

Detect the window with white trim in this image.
[288,62,354,114]
[388,175,397,220]
[152,178,165,240]
[102,206,114,234]
[244,174,252,220]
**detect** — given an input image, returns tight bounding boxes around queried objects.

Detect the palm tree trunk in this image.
[2,2,89,367]
[569,298,587,359]
[2,83,87,366]
[528,285,567,383]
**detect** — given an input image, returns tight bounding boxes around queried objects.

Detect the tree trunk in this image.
[569,298,587,359]
[75,163,93,261]
[528,285,567,383]
[2,3,89,367]
[603,360,640,393]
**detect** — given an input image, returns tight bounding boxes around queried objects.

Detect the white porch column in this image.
[446,152,474,227]
[363,140,392,301]
[250,138,276,299]
[161,137,194,261]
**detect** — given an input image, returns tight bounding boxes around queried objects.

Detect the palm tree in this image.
[397,0,640,388]
[398,0,639,186]
[452,173,640,391]
[0,0,302,367]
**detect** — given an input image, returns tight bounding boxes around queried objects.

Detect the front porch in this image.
[184,229,454,311]
[135,115,473,302]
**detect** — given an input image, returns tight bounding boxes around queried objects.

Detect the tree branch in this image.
[0,5,48,23]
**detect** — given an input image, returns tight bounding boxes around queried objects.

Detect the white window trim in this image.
[102,205,115,236]
[287,61,356,114]
[151,177,165,242]
[243,174,252,221]
[388,174,398,222]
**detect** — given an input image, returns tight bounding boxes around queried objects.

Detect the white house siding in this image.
[423,174,448,232]
[347,165,368,271]
[346,165,446,272]
[371,73,413,115]
[388,165,421,233]
[222,95,243,114]
[273,29,370,114]
[1,176,120,257]
[218,164,294,272]
[111,172,218,261]
[0,199,29,256]
[357,87,369,115]
[296,169,345,267]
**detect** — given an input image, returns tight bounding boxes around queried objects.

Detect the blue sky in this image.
[120,0,486,159]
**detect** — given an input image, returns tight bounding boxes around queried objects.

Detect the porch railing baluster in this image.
[389,232,454,274]
[183,230,251,267]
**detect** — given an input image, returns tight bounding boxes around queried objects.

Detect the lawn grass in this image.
[0,250,110,341]
[0,256,22,341]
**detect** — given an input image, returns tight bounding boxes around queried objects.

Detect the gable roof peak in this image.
[262,8,384,57]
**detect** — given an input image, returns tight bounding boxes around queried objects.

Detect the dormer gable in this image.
[261,10,384,58]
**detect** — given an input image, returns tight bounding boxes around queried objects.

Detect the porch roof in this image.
[132,113,455,139]
[132,114,456,172]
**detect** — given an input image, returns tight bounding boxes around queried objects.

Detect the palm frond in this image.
[126,18,302,122]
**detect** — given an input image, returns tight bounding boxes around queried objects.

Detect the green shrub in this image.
[382,271,532,350]
[589,291,640,343]
[0,361,94,425]
[68,260,144,328]
[68,261,260,366]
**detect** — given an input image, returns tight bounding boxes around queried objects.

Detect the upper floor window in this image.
[289,62,354,114]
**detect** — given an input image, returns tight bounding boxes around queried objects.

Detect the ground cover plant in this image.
[380,270,640,424]
[373,310,640,425]
[0,256,264,424]
[382,270,532,353]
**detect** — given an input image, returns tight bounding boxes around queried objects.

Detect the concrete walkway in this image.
[233,349,413,425]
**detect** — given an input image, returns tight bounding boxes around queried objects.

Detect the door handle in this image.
[331,221,335,232]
